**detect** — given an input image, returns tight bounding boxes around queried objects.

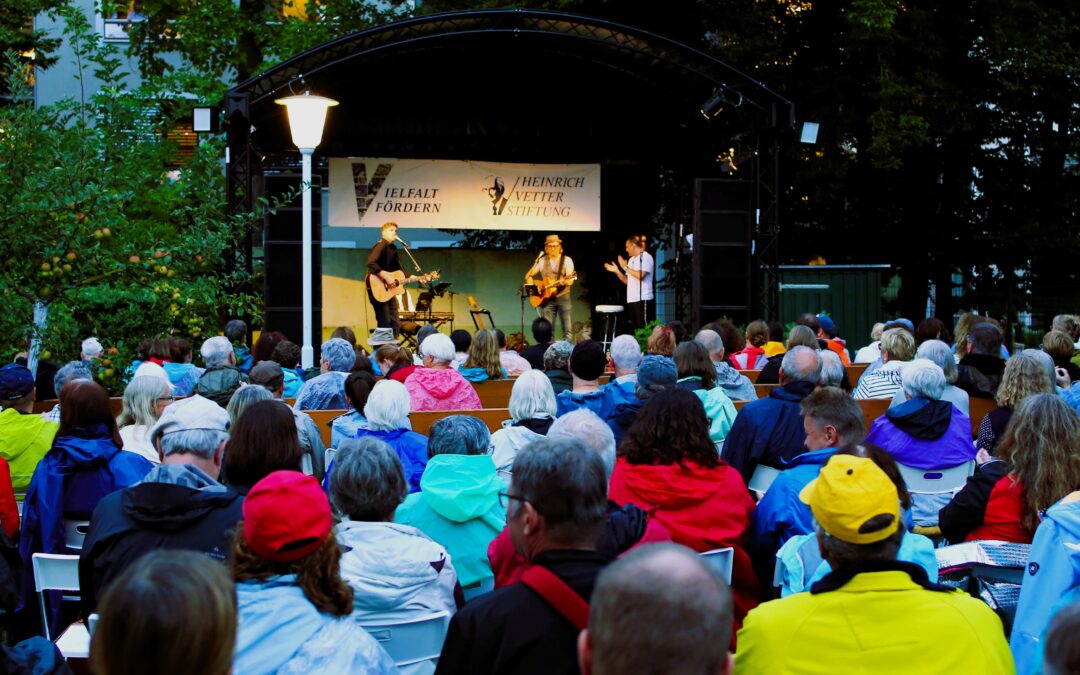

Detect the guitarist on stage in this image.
[367,221,419,337]
[525,234,576,341]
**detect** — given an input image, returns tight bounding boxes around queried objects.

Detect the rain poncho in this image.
[293,371,349,411]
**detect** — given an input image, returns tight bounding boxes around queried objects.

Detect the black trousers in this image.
[626,300,647,332]
[368,284,401,337]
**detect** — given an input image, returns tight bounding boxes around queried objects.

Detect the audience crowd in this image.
[4,310,1080,674]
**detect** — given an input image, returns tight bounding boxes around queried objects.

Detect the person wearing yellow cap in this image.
[734,454,1015,674]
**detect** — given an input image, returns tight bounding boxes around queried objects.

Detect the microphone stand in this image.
[397,239,425,277]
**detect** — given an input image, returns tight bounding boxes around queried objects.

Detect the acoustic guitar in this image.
[368,270,440,303]
[529,272,577,308]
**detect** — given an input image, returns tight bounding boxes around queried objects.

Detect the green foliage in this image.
[0,6,270,392]
[634,319,663,353]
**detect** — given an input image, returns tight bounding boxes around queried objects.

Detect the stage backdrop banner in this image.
[328,158,601,231]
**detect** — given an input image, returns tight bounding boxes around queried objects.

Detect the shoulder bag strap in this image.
[521,565,590,631]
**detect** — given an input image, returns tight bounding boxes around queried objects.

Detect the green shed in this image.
[778,265,891,352]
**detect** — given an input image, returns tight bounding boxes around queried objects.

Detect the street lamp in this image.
[275,90,338,370]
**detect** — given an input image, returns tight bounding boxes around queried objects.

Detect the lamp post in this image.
[275,90,338,370]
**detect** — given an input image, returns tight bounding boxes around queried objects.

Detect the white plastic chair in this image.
[64,520,90,551]
[462,576,494,602]
[359,610,451,673]
[32,553,80,641]
[748,465,781,496]
[700,547,734,585]
[324,447,337,472]
[898,460,975,493]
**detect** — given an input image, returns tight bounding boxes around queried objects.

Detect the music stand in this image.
[519,284,542,337]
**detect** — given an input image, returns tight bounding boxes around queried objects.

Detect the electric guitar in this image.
[529,272,578,308]
[368,270,440,303]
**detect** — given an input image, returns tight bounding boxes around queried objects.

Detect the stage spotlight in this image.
[700,89,726,119]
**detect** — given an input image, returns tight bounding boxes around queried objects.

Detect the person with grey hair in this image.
[819,350,847,390]
[329,436,457,632]
[606,354,677,446]
[488,409,671,588]
[542,340,574,395]
[866,358,976,525]
[40,360,93,423]
[437,436,610,674]
[323,380,428,492]
[890,339,970,416]
[79,394,242,617]
[695,329,757,401]
[80,337,103,362]
[405,332,482,411]
[722,345,823,483]
[397,416,505,591]
[489,371,556,474]
[117,374,174,465]
[225,383,273,426]
[579,543,735,675]
[604,334,642,409]
[292,337,355,411]
[195,336,246,409]
[736,454,1013,673]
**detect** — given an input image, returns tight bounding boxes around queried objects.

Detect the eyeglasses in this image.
[498,491,526,509]
[157,396,175,403]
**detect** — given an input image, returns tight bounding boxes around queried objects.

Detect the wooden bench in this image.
[306,408,511,448]
[471,379,516,409]
[738,363,869,386]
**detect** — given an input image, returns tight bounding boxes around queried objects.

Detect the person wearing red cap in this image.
[230,471,398,675]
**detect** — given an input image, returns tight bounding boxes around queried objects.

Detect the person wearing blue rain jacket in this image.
[395,416,506,588]
[18,381,151,635]
[747,387,867,586]
[1010,492,1080,675]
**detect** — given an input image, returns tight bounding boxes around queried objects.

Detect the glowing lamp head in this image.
[275,92,338,149]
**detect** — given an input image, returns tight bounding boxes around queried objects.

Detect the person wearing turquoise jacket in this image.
[1011,492,1080,675]
[673,341,738,445]
[395,415,506,589]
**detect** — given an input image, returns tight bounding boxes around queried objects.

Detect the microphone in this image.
[395,235,410,248]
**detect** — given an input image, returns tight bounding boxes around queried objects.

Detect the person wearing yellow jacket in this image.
[0,365,58,493]
[734,455,1014,674]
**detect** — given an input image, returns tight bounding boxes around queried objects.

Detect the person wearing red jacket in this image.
[0,458,19,541]
[607,387,759,632]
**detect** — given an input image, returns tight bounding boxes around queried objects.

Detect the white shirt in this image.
[626,251,654,303]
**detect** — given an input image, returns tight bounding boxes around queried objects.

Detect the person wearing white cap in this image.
[78,394,243,618]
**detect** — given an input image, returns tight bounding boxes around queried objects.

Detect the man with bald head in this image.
[721,345,823,484]
[578,543,734,675]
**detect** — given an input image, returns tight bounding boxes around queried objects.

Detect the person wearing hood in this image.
[330,437,457,645]
[866,359,976,526]
[748,389,866,587]
[0,364,58,493]
[325,380,428,493]
[78,394,244,617]
[332,370,376,449]
[488,410,670,588]
[941,393,1080,545]
[20,380,152,635]
[542,340,574,395]
[231,471,398,675]
[694,329,757,401]
[396,416,503,590]
[555,340,617,419]
[1011,491,1080,675]
[163,336,203,397]
[488,371,555,475]
[293,337,356,411]
[405,333,482,411]
[674,341,738,446]
[606,355,676,448]
[608,388,758,631]
[721,346,822,484]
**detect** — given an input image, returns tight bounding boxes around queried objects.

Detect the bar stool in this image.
[595,305,624,351]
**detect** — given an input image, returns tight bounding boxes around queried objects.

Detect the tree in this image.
[0,5,269,387]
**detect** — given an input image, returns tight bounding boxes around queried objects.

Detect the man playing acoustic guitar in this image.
[525,234,576,341]
[366,221,422,338]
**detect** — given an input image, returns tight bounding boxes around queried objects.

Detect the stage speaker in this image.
[263,168,323,359]
[692,178,752,327]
